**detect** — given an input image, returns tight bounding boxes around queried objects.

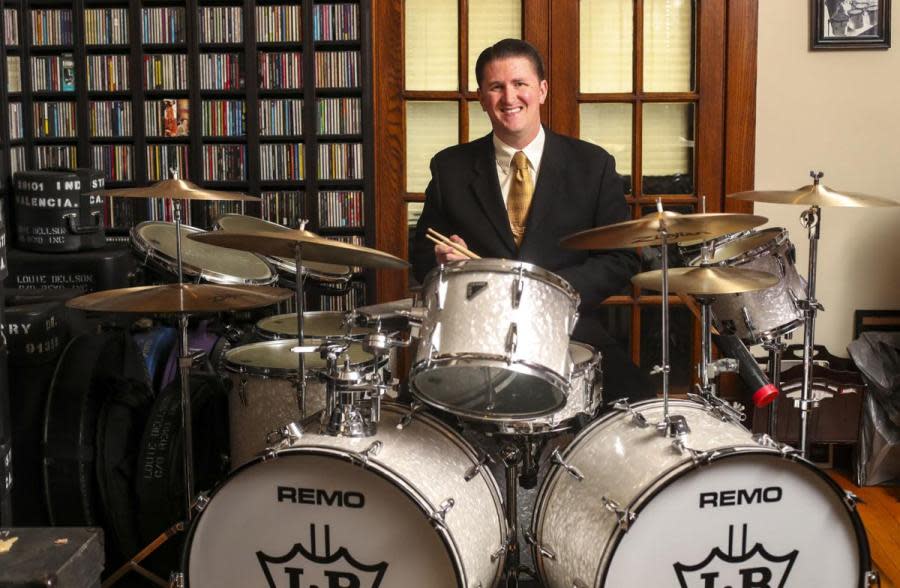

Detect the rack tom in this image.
[131,221,276,285]
[687,228,807,343]
[411,259,580,422]
[214,214,352,287]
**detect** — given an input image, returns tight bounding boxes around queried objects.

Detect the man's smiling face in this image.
[478,56,548,149]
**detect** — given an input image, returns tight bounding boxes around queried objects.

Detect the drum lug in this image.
[464,450,495,482]
[436,268,447,310]
[169,571,185,588]
[352,440,383,465]
[490,541,508,562]
[396,401,424,430]
[865,570,880,586]
[844,490,863,510]
[430,497,455,526]
[601,496,637,531]
[613,399,650,428]
[511,267,525,309]
[505,323,518,363]
[239,373,249,407]
[524,531,555,561]
[551,448,584,481]
[671,438,710,464]
[266,420,304,447]
[752,433,801,457]
[569,310,579,336]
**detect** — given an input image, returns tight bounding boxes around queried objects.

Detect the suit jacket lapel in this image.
[523,129,564,243]
[470,135,517,255]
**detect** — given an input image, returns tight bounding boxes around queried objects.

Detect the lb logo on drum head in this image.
[257,525,387,588]
[673,525,797,588]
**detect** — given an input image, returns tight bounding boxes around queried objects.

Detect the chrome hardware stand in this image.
[293,240,308,418]
[321,344,387,437]
[500,443,522,587]
[650,200,679,436]
[797,171,825,457]
[168,171,196,521]
[762,337,787,440]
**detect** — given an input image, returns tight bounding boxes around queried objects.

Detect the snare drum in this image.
[532,399,872,587]
[411,259,580,422]
[689,228,807,343]
[183,403,506,587]
[223,338,385,468]
[131,221,276,285]
[494,341,602,435]
[214,214,352,286]
[254,310,372,341]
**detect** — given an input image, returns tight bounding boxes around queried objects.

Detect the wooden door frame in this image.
[372,0,758,304]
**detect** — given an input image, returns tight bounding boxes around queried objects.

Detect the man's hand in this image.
[434,234,470,264]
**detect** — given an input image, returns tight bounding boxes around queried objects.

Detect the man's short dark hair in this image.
[475,38,546,88]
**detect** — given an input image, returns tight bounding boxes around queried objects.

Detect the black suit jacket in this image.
[412,129,640,346]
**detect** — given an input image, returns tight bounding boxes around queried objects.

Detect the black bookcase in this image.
[0,0,374,308]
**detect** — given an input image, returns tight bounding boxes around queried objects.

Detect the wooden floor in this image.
[830,471,900,587]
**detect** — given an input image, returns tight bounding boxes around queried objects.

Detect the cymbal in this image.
[729,179,897,208]
[632,266,780,295]
[188,230,409,270]
[100,179,259,201]
[66,283,292,314]
[560,211,768,249]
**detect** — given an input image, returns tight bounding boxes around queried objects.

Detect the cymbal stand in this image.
[652,201,685,436]
[170,174,196,521]
[797,171,826,456]
[763,337,787,440]
[293,241,308,417]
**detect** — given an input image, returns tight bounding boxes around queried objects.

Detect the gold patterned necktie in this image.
[508,151,533,247]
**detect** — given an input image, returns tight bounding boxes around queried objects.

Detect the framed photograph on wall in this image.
[811,0,891,49]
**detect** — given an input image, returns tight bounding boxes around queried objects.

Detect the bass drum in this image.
[532,399,872,588]
[183,403,506,587]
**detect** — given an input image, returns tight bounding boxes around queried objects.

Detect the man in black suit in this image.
[412,39,652,404]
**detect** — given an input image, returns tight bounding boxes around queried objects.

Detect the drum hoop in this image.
[409,358,569,422]
[256,311,360,340]
[132,221,277,286]
[223,341,385,378]
[591,448,872,588]
[700,227,789,268]
[423,259,580,304]
[569,341,600,378]
[181,403,507,588]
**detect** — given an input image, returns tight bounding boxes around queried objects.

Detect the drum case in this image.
[5,245,138,292]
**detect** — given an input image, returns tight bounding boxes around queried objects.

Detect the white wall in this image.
[755,0,900,356]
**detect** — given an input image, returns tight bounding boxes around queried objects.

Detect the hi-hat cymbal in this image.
[561,211,768,250]
[729,177,897,208]
[188,230,409,270]
[632,266,780,295]
[100,179,259,201]
[66,283,292,314]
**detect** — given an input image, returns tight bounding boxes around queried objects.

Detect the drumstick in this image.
[426,228,481,260]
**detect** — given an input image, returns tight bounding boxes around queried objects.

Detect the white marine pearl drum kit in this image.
[73,171,895,587]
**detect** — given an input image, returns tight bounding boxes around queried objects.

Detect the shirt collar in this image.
[493,126,546,174]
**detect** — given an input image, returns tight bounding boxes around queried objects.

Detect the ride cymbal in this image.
[631,266,780,295]
[561,211,768,249]
[100,179,259,201]
[729,173,897,208]
[66,283,292,314]
[187,230,409,270]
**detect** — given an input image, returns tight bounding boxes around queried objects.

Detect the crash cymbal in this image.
[66,283,292,314]
[214,214,351,276]
[561,211,768,249]
[100,179,259,201]
[632,266,780,295]
[188,230,409,270]
[729,174,897,208]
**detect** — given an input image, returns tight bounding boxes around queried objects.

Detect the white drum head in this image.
[256,311,373,340]
[603,453,864,587]
[135,221,274,284]
[186,452,459,587]
[224,339,376,375]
